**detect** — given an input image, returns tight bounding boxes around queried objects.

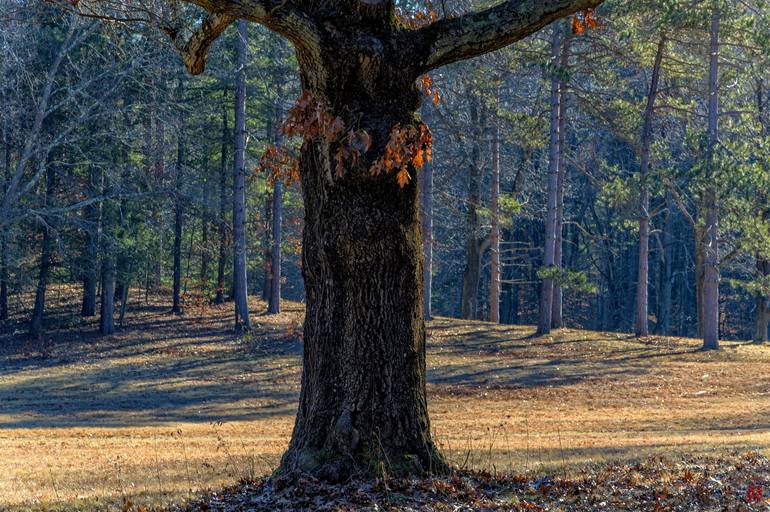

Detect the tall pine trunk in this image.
[232,20,251,331]
[201,179,211,284]
[269,180,283,313]
[153,117,165,290]
[552,31,570,329]
[172,123,185,315]
[489,118,501,323]
[1,123,9,321]
[635,36,665,337]
[460,96,482,320]
[268,98,283,314]
[702,5,720,350]
[537,25,563,335]
[215,97,229,304]
[755,257,770,342]
[30,167,55,337]
[80,164,100,317]
[660,193,674,335]
[100,253,116,335]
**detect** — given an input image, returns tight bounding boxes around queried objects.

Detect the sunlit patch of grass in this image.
[2,286,770,509]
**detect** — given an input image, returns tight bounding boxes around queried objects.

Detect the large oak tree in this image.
[82,0,604,480]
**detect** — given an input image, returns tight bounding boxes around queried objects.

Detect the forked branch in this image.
[414,0,604,73]
[164,11,236,75]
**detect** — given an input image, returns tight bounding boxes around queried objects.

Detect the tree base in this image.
[276,443,448,485]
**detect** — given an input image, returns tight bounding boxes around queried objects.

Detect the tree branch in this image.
[164,11,236,75]
[415,0,604,73]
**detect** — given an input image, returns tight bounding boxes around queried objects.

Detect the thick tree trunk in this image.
[490,119,501,324]
[552,30,570,329]
[460,96,483,320]
[172,124,185,315]
[635,36,665,337]
[278,38,446,481]
[30,167,55,337]
[215,97,229,304]
[232,20,251,331]
[702,6,720,350]
[537,26,563,335]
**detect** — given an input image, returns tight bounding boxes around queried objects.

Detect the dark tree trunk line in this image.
[262,186,273,301]
[172,122,185,315]
[460,95,484,320]
[660,193,675,335]
[232,20,251,331]
[537,25,563,335]
[201,182,211,284]
[30,166,56,337]
[701,5,721,350]
[80,163,100,317]
[1,122,10,321]
[490,116,501,323]
[215,95,229,305]
[153,115,165,290]
[635,36,665,337]
[100,250,116,335]
[551,29,571,329]
[268,76,285,314]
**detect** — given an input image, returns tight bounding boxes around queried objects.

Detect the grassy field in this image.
[2,286,770,510]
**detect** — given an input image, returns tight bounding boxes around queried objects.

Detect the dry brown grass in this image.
[2,285,770,510]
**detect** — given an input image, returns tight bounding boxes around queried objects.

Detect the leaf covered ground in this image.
[175,453,770,511]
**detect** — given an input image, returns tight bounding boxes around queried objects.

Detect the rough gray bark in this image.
[490,118,501,324]
[635,36,665,337]
[551,29,570,329]
[702,5,720,350]
[215,97,229,304]
[232,20,251,331]
[537,26,563,336]
[158,0,604,480]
